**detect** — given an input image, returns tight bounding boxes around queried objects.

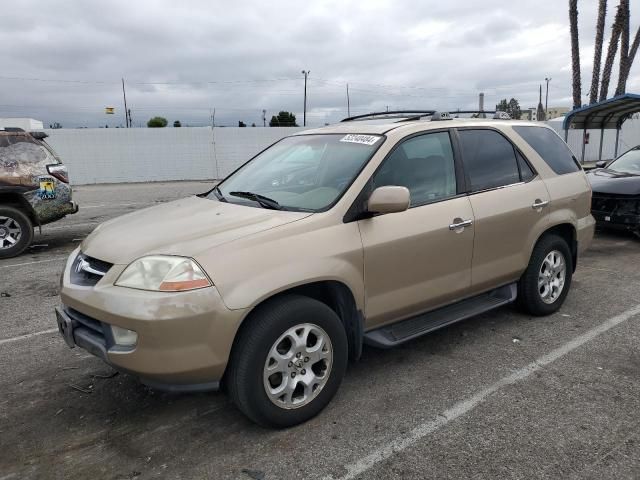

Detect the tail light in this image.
[46,164,69,183]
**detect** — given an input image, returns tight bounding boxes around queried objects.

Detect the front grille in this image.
[591,194,640,215]
[70,253,113,287]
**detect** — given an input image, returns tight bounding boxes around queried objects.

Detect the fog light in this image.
[111,325,138,346]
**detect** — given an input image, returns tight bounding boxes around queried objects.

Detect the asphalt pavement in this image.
[1,181,639,480]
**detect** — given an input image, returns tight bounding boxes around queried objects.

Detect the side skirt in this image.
[363,283,517,349]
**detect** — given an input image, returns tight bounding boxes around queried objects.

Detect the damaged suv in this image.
[0,128,77,258]
[56,112,594,428]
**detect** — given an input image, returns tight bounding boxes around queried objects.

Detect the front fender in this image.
[197,220,365,312]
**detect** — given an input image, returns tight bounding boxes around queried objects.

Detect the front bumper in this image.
[57,250,247,391]
[592,210,640,231]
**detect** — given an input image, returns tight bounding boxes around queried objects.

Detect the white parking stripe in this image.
[0,257,67,269]
[325,303,640,480]
[0,328,59,346]
[82,202,152,209]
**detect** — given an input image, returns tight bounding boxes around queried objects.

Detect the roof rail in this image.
[0,127,25,132]
[431,111,452,121]
[493,111,511,119]
[449,110,497,117]
[341,110,435,122]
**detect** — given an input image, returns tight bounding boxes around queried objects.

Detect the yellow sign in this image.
[105,107,115,114]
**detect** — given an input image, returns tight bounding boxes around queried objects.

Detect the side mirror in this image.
[367,186,410,215]
[595,160,607,169]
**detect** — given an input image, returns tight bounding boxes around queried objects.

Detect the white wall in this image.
[546,117,640,162]
[44,127,307,185]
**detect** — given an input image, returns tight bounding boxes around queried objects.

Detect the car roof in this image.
[298,118,545,136]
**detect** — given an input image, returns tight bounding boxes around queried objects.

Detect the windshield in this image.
[212,134,383,211]
[610,148,640,174]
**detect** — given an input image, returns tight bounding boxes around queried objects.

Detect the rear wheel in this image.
[0,206,33,259]
[518,234,572,316]
[227,295,348,428]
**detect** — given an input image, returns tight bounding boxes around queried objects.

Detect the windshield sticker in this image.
[340,134,381,146]
[38,177,56,199]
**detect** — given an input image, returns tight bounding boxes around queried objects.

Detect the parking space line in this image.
[82,202,152,209]
[0,257,68,269]
[325,302,640,480]
[0,328,58,346]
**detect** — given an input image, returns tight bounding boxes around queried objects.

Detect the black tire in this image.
[517,234,573,316]
[0,206,34,259]
[227,294,348,428]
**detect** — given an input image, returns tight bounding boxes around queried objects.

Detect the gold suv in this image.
[56,111,595,427]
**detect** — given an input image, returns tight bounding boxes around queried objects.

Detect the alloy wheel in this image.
[538,250,566,304]
[0,216,22,250]
[263,323,333,409]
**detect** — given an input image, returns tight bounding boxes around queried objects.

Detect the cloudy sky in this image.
[1,0,638,128]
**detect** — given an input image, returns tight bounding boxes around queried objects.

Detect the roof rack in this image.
[449,110,496,117]
[341,110,436,122]
[0,127,25,132]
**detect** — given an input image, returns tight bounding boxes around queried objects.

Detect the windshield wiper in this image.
[212,185,227,202]
[229,191,282,210]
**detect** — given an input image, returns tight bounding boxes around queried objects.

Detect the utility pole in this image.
[121,78,129,128]
[544,77,552,116]
[346,83,350,117]
[127,109,132,128]
[302,70,310,126]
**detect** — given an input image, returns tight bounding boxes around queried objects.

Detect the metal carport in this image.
[562,93,640,163]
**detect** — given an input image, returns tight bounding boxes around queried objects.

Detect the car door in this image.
[357,130,475,328]
[455,128,550,294]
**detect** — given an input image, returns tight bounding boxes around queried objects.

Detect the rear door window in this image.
[513,126,580,175]
[457,129,520,192]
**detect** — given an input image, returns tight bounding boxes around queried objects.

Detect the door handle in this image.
[449,219,473,230]
[531,199,549,210]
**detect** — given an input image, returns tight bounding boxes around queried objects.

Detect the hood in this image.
[586,168,640,196]
[81,196,312,264]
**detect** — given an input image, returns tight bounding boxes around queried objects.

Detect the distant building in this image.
[546,106,569,120]
[522,108,537,121]
[0,118,44,130]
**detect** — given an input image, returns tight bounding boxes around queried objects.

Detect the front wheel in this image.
[227,295,348,428]
[517,234,573,316]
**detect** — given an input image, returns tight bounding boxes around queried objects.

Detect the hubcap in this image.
[0,216,22,250]
[263,323,333,409]
[538,250,566,304]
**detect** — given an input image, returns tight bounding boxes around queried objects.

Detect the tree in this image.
[615,0,630,95]
[269,111,298,127]
[589,0,607,104]
[495,98,522,119]
[569,0,582,109]
[147,117,168,128]
[238,121,247,127]
[173,120,181,127]
[599,1,624,101]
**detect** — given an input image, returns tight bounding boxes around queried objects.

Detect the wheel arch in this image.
[0,191,38,225]
[225,280,363,384]
[534,222,578,272]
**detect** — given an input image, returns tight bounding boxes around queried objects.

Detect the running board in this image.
[364,283,517,348]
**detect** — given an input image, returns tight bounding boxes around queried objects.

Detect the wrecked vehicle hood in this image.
[81,196,312,264]
[587,168,640,195]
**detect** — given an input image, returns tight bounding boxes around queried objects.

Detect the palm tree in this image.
[616,25,640,95]
[599,1,624,101]
[569,0,582,109]
[589,0,607,104]
[614,0,630,95]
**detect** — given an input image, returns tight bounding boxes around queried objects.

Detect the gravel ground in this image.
[0,181,639,480]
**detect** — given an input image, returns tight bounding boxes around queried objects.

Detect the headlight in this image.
[115,255,212,292]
